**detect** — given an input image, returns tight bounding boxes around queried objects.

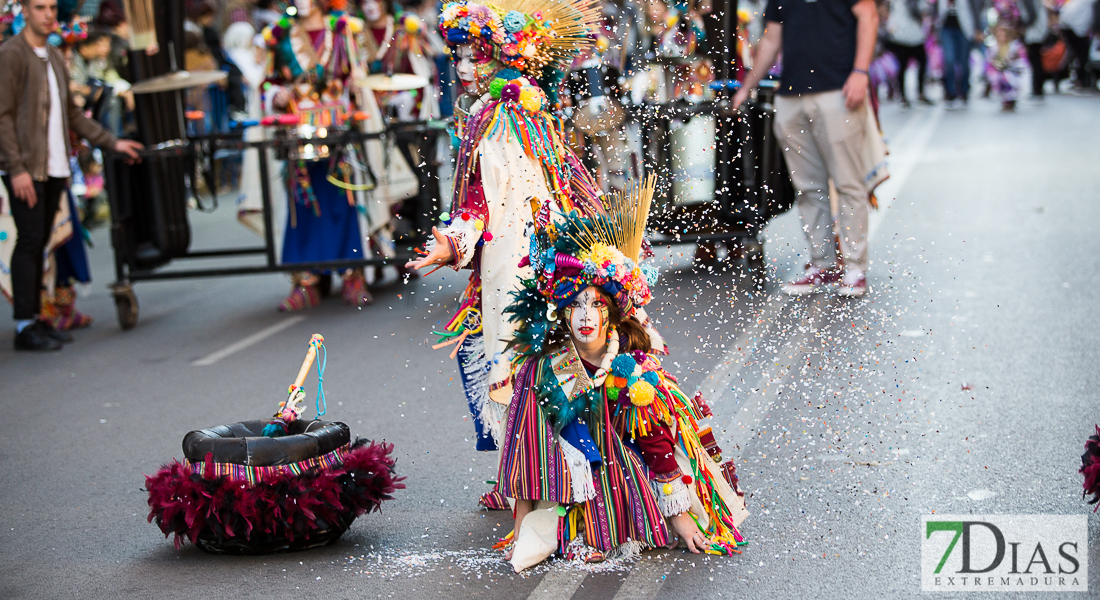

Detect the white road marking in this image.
[611,557,670,600]
[191,316,306,366]
[525,570,588,600]
[869,105,945,240]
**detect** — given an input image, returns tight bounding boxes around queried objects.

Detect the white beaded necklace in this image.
[589,329,619,387]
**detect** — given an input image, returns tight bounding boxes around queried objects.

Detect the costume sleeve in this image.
[0,45,26,177]
[636,422,679,476]
[650,468,692,518]
[436,169,488,269]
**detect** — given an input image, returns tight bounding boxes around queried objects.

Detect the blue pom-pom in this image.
[497,67,522,81]
[611,354,635,378]
[641,371,660,387]
[504,11,527,33]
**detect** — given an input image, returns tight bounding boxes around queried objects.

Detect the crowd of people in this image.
[0,0,1095,332]
[872,0,1100,111]
[3,0,1098,582]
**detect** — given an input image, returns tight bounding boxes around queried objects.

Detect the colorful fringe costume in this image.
[429,0,604,451]
[495,211,748,571]
[261,9,369,269]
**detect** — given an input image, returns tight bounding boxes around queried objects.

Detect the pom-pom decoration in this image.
[519,85,542,112]
[500,83,521,101]
[611,354,636,378]
[629,380,656,407]
[503,10,527,32]
[489,77,506,99]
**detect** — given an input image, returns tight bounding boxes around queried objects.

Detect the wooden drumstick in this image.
[290,333,325,393]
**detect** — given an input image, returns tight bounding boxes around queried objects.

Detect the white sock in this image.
[15,320,35,333]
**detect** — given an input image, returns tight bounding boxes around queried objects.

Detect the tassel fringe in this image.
[558,436,597,503]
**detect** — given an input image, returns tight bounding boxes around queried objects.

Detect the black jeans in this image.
[1062,28,1094,88]
[884,40,928,101]
[1025,42,1047,96]
[3,176,67,321]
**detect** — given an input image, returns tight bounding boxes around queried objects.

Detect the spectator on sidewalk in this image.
[1019,0,1051,98]
[937,0,984,107]
[1059,0,1099,90]
[0,0,141,351]
[732,0,880,298]
[884,0,933,106]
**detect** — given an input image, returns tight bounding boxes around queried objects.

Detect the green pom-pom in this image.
[556,506,567,517]
[607,387,620,401]
[489,78,506,99]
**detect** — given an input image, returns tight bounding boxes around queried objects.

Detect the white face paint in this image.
[454,45,478,86]
[362,0,383,22]
[567,287,610,345]
[295,0,313,18]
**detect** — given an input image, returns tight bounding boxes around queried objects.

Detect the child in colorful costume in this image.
[495,196,748,571]
[405,0,605,453]
[261,0,375,311]
[986,6,1027,112]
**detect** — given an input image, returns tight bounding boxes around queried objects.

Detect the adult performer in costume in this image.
[495,193,748,571]
[404,0,604,453]
[261,0,374,311]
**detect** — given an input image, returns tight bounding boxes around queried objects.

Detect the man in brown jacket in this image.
[0,0,142,351]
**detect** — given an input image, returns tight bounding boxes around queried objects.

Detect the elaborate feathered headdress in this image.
[438,0,600,77]
[508,176,658,357]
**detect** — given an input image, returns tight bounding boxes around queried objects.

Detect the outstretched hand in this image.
[405,226,455,271]
[114,139,144,164]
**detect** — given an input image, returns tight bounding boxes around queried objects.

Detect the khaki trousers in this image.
[773,90,870,272]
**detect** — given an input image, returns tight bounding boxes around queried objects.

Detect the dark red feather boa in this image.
[1082,425,1100,511]
[146,439,405,550]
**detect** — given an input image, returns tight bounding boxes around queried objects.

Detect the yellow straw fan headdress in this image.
[439,0,601,76]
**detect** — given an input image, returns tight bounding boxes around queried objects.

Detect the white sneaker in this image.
[837,269,868,298]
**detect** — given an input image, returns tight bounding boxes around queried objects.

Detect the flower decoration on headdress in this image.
[507,177,659,358]
[523,215,653,316]
[438,0,599,76]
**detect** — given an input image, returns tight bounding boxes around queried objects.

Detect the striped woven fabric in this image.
[496,357,669,553]
[183,444,351,486]
[496,359,572,503]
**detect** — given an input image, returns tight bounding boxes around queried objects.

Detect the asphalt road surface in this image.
[2,93,1099,599]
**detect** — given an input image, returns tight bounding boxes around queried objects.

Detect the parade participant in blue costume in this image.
[261,0,375,311]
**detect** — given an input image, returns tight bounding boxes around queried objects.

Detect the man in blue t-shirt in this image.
[733,0,879,298]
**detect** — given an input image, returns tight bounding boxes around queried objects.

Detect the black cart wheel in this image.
[112,285,139,330]
[745,241,766,291]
